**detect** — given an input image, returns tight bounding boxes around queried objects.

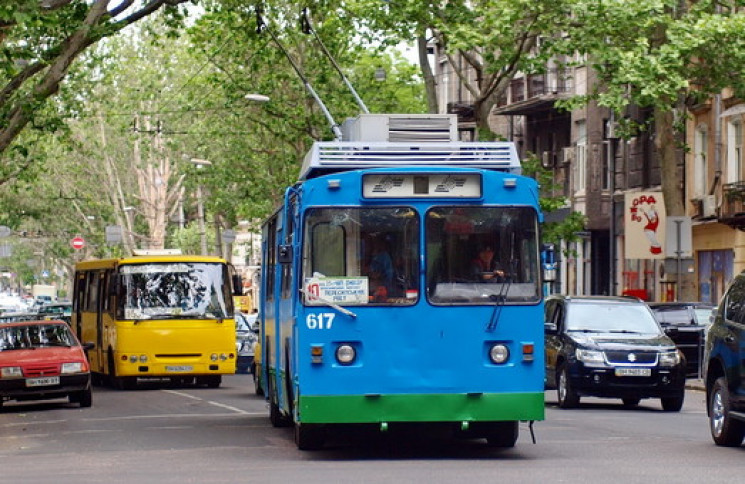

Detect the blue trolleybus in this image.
[258,114,546,450]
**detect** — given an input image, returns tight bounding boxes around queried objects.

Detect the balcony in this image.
[494,68,573,115]
[446,102,476,123]
[720,182,745,229]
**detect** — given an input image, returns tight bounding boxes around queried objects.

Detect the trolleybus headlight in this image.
[335,344,356,365]
[219,353,228,361]
[489,344,510,364]
[129,355,138,363]
[210,353,218,361]
[139,355,148,363]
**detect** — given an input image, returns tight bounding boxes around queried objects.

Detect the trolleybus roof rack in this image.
[299,114,522,180]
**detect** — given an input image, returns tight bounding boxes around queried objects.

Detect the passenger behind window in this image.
[368,237,394,300]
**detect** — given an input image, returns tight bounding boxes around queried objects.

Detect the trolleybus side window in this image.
[310,222,346,276]
[425,206,540,305]
[281,201,296,300]
[265,217,277,302]
[302,207,419,306]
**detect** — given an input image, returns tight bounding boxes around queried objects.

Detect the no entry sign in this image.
[71,237,85,250]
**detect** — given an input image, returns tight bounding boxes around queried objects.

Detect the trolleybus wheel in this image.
[295,423,325,450]
[485,421,518,448]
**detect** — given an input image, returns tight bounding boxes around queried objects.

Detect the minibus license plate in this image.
[26,376,60,387]
[615,368,651,377]
[166,366,193,372]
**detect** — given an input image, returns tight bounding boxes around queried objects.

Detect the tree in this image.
[559,0,745,216]
[0,0,193,167]
[349,0,574,137]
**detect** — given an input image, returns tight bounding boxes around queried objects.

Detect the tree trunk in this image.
[417,35,438,114]
[654,106,685,216]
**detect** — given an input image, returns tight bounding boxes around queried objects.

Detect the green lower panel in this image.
[299,392,544,424]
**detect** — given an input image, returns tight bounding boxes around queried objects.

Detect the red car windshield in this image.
[0,324,75,350]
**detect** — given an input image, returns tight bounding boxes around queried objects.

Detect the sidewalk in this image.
[686,378,705,391]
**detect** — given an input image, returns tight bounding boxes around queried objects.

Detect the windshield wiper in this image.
[605,329,643,334]
[299,288,357,318]
[485,279,511,332]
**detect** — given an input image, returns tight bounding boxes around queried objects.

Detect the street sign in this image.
[664,216,692,258]
[105,225,123,244]
[222,229,236,244]
[71,237,85,250]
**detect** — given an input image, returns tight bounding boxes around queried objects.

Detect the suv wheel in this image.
[710,377,745,446]
[557,364,580,408]
[661,393,684,412]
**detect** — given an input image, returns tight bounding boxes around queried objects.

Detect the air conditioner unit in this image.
[702,195,717,218]
[560,146,575,166]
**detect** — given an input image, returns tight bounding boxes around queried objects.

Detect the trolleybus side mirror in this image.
[232,274,243,296]
[278,244,293,264]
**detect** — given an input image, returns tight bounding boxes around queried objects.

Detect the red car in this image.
[0,320,93,408]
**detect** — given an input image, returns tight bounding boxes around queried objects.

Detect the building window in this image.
[728,119,743,183]
[575,120,587,195]
[694,125,708,198]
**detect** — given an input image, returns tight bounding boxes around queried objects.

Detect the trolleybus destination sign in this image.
[304,276,368,304]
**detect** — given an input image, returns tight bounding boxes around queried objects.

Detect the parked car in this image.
[235,312,258,374]
[0,319,93,408]
[545,295,687,411]
[704,272,745,446]
[648,302,713,377]
[37,302,72,325]
[0,311,41,324]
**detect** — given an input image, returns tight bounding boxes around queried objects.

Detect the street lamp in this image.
[244,93,271,103]
[189,158,212,255]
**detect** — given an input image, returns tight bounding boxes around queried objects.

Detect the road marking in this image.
[162,389,202,400]
[162,388,252,414]
[207,400,250,414]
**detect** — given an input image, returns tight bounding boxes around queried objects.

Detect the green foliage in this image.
[521,153,587,249]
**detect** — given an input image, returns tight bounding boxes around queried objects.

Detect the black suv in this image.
[648,302,713,377]
[545,295,687,411]
[704,273,745,446]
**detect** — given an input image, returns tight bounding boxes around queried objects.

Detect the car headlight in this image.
[659,350,682,367]
[0,366,22,378]
[61,362,84,374]
[576,348,605,365]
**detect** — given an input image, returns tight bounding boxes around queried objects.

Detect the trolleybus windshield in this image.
[303,207,419,306]
[426,206,541,304]
[118,262,232,320]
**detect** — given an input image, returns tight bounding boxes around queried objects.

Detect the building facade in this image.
[432,47,742,302]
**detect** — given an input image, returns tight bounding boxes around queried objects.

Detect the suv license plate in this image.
[615,368,651,377]
[166,365,193,372]
[26,376,60,387]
